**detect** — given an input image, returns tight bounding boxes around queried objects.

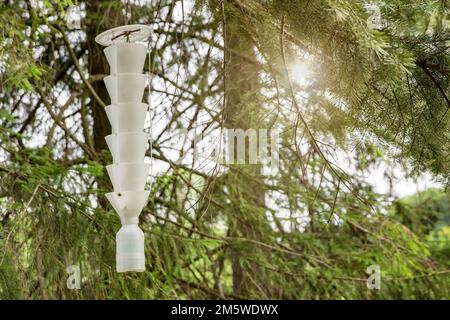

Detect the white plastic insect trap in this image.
[95,25,152,272]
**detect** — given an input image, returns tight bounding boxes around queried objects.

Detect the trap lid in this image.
[95,24,152,46]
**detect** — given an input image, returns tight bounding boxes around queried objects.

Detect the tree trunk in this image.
[85,1,122,207]
[86,1,112,154]
[224,12,269,298]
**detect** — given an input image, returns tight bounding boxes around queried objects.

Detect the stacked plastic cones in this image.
[102,42,149,272]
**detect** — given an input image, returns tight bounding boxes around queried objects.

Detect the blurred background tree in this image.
[0,0,448,299]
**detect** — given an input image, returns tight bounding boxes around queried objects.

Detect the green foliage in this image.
[0,0,448,300]
[0,4,46,92]
[392,188,450,267]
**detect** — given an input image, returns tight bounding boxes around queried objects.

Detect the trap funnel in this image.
[104,73,147,104]
[105,103,148,133]
[106,163,150,192]
[104,42,147,75]
[105,132,148,164]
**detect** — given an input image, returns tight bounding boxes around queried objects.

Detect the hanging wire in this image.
[124,0,131,25]
[147,31,153,196]
[146,0,165,199]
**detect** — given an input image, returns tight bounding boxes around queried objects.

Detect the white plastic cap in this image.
[116,224,145,272]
